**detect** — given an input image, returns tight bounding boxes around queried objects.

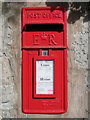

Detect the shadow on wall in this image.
[45,2,90,24]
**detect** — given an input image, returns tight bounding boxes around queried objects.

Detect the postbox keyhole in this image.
[42,50,48,56]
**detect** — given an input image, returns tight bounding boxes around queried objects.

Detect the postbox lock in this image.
[42,50,48,56]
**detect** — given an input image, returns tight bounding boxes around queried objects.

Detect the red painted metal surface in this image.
[22,6,68,113]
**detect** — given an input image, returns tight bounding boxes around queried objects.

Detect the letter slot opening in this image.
[23,24,63,32]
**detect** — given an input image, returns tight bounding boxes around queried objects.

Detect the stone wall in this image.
[0,2,89,119]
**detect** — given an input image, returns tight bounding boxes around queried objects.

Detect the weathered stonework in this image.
[0,2,2,119]
[0,2,89,119]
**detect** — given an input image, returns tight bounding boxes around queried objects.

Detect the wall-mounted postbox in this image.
[22,6,68,113]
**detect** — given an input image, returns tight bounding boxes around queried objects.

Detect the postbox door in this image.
[22,49,67,113]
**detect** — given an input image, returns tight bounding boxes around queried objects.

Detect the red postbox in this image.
[22,6,68,113]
